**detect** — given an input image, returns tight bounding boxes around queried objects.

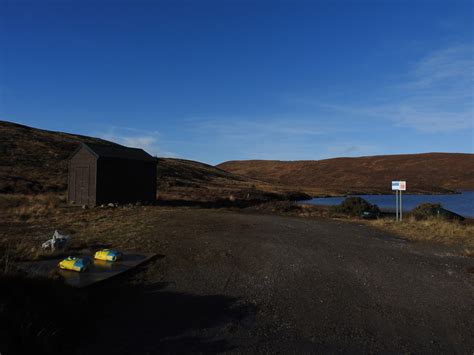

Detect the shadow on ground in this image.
[1,264,255,354]
[82,281,256,353]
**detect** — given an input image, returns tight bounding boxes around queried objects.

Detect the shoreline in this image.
[308,190,466,198]
[297,192,473,219]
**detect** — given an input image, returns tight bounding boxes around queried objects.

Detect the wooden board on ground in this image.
[19,253,156,288]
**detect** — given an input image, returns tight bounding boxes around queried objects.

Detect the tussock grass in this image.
[0,193,64,222]
[0,242,31,270]
[368,216,474,249]
[0,238,59,268]
[462,248,474,258]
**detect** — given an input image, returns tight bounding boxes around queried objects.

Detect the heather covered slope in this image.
[0,121,307,201]
[3,120,471,199]
[0,121,113,193]
[218,153,474,195]
[155,157,309,202]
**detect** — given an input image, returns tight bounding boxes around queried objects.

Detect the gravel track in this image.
[81,209,474,353]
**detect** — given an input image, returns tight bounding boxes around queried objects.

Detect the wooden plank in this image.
[18,253,156,288]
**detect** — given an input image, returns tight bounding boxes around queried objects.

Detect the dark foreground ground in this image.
[2,207,474,353]
[74,209,474,353]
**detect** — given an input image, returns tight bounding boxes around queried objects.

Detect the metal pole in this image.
[396,190,399,221]
[400,191,403,221]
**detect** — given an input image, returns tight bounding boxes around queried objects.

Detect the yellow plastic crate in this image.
[58,257,89,272]
[94,249,122,262]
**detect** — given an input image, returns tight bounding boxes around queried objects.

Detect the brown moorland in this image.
[1,121,473,353]
[218,153,474,195]
[0,121,309,202]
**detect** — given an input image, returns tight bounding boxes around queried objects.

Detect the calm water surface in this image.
[302,191,474,218]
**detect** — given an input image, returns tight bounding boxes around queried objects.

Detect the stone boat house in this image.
[68,143,157,206]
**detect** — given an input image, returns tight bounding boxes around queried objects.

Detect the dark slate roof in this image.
[81,143,156,161]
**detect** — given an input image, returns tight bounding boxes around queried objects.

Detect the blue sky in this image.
[1,0,473,164]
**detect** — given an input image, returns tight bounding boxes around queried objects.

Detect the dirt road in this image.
[79,209,473,353]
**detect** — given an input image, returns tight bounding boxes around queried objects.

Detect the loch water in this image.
[302,191,474,218]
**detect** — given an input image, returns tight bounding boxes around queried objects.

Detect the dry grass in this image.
[368,216,474,249]
[0,198,173,262]
[0,193,65,222]
[1,193,472,264]
[462,248,474,257]
[0,241,33,268]
[1,121,313,201]
[247,201,332,218]
[0,193,71,263]
[255,203,474,252]
[0,235,65,268]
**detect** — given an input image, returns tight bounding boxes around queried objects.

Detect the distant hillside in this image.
[0,121,307,202]
[0,121,113,194]
[3,120,470,199]
[218,153,474,195]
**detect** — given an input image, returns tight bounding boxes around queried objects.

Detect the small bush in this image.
[410,203,442,220]
[410,203,464,221]
[331,197,380,217]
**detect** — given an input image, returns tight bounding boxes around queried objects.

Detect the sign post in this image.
[400,190,403,221]
[392,181,406,221]
[396,189,399,220]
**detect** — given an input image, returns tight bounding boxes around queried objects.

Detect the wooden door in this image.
[74,167,89,205]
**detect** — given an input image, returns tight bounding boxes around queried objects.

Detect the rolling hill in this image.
[218,153,474,195]
[0,121,307,202]
[2,120,472,200]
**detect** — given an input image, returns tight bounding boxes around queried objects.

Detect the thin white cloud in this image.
[95,126,179,158]
[185,118,382,162]
[192,118,326,141]
[323,143,380,158]
[298,44,474,134]
[408,45,473,88]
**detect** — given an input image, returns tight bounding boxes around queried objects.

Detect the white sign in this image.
[392,181,406,191]
[393,181,406,221]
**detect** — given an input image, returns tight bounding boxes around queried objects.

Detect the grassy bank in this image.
[367,217,474,251]
[0,193,64,223]
[247,201,474,251]
[1,196,472,264]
